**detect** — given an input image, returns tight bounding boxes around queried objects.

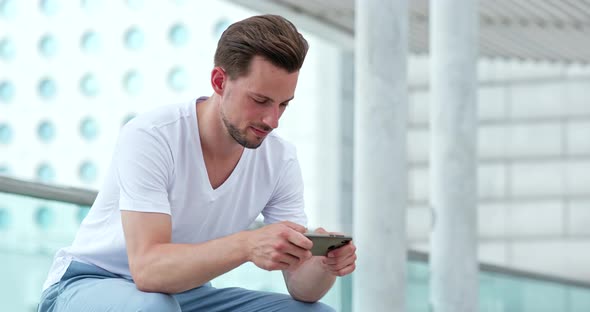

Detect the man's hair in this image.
[214,14,309,80]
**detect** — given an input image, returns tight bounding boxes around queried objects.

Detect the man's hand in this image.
[315,228,357,277]
[246,221,313,272]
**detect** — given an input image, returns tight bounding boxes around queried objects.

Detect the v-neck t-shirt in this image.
[42,98,307,290]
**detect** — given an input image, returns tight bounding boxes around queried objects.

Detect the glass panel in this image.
[3,188,589,312]
[0,192,80,311]
[406,259,590,312]
[0,191,343,311]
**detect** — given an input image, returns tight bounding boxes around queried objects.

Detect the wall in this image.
[406,55,590,282]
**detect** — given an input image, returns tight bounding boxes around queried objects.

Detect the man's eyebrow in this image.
[251,92,294,103]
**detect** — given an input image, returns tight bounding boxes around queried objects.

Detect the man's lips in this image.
[250,126,269,137]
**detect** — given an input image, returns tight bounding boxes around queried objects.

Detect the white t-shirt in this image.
[43,98,307,290]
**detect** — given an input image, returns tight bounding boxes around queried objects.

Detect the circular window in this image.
[169,23,189,46]
[37,120,56,142]
[36,163,56,183]
[123,70,142,94]
[0,123,13,144]
[79,161,98,183]
[39,34,58,57]
[81,31,100,53]
[0,81,14,102]
[167,67,188,92]
[0,38,15,60]
[80,73,99,97]
[35,206,55,229]
[39,0,59,16]
[0,0,16,18]
[0,208,11,230]
[124,27,144,50]
[38,78,57,99]
[80,117,99,141]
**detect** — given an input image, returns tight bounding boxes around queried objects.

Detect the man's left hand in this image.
[314,228,357,277]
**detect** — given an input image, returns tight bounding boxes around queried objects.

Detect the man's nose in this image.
[262,106,280,129]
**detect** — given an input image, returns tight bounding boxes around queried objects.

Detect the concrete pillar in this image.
[353,0,408,311]
[429,1,479,312]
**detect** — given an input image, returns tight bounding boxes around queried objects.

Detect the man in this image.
[38,14,356,312]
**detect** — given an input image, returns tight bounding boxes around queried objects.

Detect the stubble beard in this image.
[221,112,264,149]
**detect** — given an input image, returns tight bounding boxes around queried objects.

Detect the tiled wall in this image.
[406,56,590,281]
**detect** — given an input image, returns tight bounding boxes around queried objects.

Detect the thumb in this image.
[314,227,329,234]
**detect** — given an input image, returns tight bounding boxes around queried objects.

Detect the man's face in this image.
[219,56,299,149]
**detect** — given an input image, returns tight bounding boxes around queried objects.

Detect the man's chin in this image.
[233,135,264,149]
[243,139,264,149]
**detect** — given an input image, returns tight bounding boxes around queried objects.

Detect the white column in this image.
[429,1,479,312]
[353,0,408,311]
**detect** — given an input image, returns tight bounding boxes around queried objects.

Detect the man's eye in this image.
[253,98,267,104]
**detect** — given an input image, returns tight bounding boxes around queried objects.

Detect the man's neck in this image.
[196,95,244,160]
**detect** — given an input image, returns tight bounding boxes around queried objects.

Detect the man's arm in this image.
[282,229,357,303]
[122,211,312,294]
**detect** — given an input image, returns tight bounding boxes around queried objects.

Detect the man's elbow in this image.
[132,267,160,293]
[130,263,171,294]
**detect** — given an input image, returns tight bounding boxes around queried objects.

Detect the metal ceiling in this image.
[227,0,590,64]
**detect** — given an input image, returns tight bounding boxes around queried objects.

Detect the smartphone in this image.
[304,233,353,256]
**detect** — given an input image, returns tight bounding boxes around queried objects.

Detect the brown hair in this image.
[214,14,309,80]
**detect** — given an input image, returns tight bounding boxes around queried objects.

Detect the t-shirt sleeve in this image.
[114,124,172,214]
[262,157,308,227]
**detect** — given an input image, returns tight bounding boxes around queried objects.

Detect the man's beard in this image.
[221,113,267,149]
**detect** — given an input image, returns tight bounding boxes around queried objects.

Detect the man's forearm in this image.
[131,232,249,294]
[283,257,336,302]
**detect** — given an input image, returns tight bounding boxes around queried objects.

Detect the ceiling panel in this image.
[228,0,590,63]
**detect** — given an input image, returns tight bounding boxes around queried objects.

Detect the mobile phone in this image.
[304,233,353,256]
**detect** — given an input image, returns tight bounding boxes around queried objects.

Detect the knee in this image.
[309,301,336,312]
[127,292,180,312]
[286,300,336,312]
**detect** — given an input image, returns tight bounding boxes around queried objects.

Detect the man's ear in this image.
[211,67,226,96]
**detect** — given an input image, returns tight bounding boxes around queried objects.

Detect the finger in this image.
[264,261,290,271]
[333,263,356,277]
[273,235,312,261]
[326,253,357,271]
[323,251,354,265]
[281,221,307,233]
[283,229,313,250]
[271,250,301,267]
[326,242,355,259]
[283,241,313,261]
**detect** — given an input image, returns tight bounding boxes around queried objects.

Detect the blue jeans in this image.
[38,261,334,312]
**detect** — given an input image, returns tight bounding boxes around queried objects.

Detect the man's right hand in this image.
[245,221,313,272]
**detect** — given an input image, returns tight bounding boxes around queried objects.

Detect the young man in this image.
[38,14,356,312]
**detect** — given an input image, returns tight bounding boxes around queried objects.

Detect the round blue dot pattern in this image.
[80,117,99,141]
[0,38,15,60]
[0,81,14,102]
[35,206,55,229]
[38,78,57,99]
[39,34,58,57]
[38,120,56,142]
[0,123,13,144]
[124,27,144,50]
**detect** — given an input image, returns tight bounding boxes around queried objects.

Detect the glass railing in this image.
[2,176,590,311]
[0,176,344,311]
[407,252,590,312]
